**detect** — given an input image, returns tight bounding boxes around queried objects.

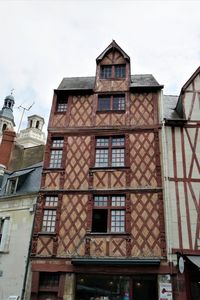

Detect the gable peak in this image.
[96,40,130,63]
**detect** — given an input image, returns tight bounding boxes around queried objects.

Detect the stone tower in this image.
[0,94,15,139]
[17,114,46,147]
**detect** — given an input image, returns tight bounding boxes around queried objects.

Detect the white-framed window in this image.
[0,217,10,252]
[6,178,18,195]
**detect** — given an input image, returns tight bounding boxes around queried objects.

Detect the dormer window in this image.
[100,66,112,79]
[115,64,126,78]
[100,64,126,79]
[6,178,18,194]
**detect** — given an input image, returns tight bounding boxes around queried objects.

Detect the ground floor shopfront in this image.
[30,259,175,300]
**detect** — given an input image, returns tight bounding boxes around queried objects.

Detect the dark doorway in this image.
[132,276,157,300]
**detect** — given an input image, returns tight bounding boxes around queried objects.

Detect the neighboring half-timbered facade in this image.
[30,41,170,300]
[163,67,200,300]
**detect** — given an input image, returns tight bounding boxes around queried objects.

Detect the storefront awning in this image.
[72,258,160,266]
[187,256,200,268]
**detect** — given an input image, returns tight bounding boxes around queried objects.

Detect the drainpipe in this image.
[160,92,173,270]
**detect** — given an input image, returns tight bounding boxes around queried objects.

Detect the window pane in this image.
[112,149,125,166]
[115,64,126,78]
[52,139,64,148]
[96,138,109,147]
[42,210,56,232]
[112,137,125,146]
[49,150,63,168]
[94,196,108,206]
[98,96,110,111]
[111,195,125,206]
[57,102,67,112]
[45,196,58,207]
[111,210,125,232]
[95,149,108,167]
[113,95,125,110]
[100,66,112,79]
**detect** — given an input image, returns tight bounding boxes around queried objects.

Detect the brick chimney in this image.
[0,129,16,169]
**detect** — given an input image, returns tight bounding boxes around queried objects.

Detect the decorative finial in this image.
[11,88,14,95]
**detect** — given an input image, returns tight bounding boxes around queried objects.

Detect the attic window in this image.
[100,64,126,79]
[6,178,18,194]
[100,66,112,79]
[5,169,34,195]
[115,64,126,78]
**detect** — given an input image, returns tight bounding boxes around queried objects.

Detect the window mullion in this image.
[109,137,112,167]
[110,95,113,110]
[108,197,111,233]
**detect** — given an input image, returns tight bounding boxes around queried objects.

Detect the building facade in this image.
[0,94,45,300]
[30,41,172,300]
[163,67,200,300]
[0,162,43,300]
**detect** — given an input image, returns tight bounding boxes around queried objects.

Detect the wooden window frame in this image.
[100,65,112,79]
[41,196,58,233]
[100,64,126,79]
[95,136,125,168]
[115,64,126,78]
[56,94,68,113]
[57,100,68,113]
[97,94,125,112]
[49,138,64,169]
[92,195,126,233]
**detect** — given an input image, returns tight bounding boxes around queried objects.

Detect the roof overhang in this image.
[130,85,163,92]
[71,258,160,266]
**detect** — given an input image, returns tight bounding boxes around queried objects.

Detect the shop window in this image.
[41,196,58,233]
[97,95,125,111]
[49,138,64,168]
[95,136,125,167]
[92,195,125,233]
[76,274,130,300]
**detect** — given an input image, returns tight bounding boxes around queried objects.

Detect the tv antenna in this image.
[17,102,35,133]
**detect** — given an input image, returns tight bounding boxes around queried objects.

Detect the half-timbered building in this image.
[30,41,171,300]
[163,67,200,300]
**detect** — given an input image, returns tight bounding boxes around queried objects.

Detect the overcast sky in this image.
[0,0,200,132]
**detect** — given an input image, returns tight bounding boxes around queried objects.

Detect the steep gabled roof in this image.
[96,40,130,62]
[180,66,200,93]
